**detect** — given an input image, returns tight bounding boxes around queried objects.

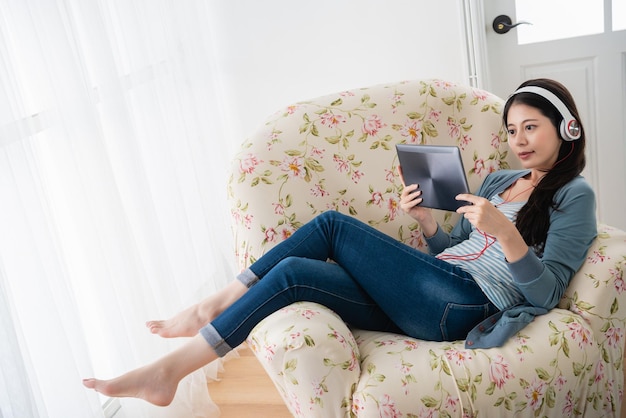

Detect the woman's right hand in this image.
[400,183,431,221]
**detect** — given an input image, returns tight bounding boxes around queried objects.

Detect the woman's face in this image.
[506,103,562,172]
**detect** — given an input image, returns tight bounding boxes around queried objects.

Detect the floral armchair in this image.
[227,79,626,417]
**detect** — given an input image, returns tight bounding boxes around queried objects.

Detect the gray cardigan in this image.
[425,170,597,348]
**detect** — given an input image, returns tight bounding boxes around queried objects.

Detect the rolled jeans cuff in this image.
[236,268,259,288]
[200,323,233,358]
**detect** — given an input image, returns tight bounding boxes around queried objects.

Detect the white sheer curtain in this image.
[0,0,235,417]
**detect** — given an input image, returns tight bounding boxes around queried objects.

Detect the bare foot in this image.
[146,303,209,338]
[82,365,178,407]
[147,280,248,338]
[83,335,217,406]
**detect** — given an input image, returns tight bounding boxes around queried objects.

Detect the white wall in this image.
[206,0,468,152]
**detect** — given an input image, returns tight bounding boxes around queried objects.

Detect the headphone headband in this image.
[508,85,581,141]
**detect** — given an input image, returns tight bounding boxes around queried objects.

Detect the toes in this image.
[146,321,164,333]
[82,378,96,389]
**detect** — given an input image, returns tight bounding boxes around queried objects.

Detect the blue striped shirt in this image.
[437,195,526,310]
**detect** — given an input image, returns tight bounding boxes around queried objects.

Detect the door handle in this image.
[492,15,532,34]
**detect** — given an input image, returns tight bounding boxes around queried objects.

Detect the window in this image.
[515,0,605,44]
[614,0,626,31]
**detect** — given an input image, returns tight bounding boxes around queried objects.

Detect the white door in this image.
[480,0,626,231]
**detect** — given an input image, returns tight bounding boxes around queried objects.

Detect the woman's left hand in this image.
[455,194,513,238]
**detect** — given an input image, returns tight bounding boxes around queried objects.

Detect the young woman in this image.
[83,78,597,406]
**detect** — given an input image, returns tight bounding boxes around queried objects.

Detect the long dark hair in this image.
[503,79,586,250]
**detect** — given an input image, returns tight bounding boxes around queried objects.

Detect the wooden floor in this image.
[209,344,626,418]
[207,345,291,417]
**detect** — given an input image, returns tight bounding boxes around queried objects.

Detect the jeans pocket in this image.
[440,302,491,341]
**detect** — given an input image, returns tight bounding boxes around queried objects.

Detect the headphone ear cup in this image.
[560,119,581,141]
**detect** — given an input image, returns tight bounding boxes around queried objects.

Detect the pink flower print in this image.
[288,392,302,417]
[399,119,423,143]
[489,354,514,389]
[606,326,624,348]
[395,361,411,375]
[311,146,325,158]
[280,155,306,179]
[311,379,324,397]
[333,154,350,173]
[459,133,471,150]
[567,321,593,349]
[243,214,253,230]
[472,89,489,101]
[594,360,605,383]
[435,80,454,90]
[273,202,285,215]
[587,249,607,264]
[429,109,441,121]
[346,351,359,371]
[447,118,461,138]
[408,230,425,250]
[266,130,281,151]
[555,374,567,391]
[384,168,396,183]
[320,112,346,128]
[231,209,242,225]
[263,343,277,362]
[375,339,398,347]
[239,153,260,174]
[389,93,403,103]
[351,397,365,415]
[445,348,473,366]
[611,267,625,293]
[473,158,486,175]
[299,309,319,320]
[281,227,294,241]
[387,197,399,221]
[418,407,436,418]
[288,331,302,345]
[444,395,459,412]
[525,378,546,411]
[285,104,299,114]
[403,339,419,350]
[340,90,355,97]
[264,227,278,243]
[378,394,401,418]
[491,133,502,148]
[486,158,502,174]
[370,191,384,207]
[362,114,386,136]
[562,390,574,416]
[351,169,364,183]
[329,330,348,347]
[311,183,329,198]
[389,93,403,113]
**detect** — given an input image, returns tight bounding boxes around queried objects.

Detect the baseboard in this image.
[103,398,121,418]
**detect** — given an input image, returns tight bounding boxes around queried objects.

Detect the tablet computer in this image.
[396,144,470,211]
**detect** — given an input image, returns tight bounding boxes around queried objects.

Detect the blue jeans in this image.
[200,211,498,356]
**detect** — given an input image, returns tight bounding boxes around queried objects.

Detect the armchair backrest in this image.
[228,79,514,269]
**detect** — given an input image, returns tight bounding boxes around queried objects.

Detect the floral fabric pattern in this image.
[228,79,626,417]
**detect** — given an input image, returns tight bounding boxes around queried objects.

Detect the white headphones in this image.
[508,86,581,141]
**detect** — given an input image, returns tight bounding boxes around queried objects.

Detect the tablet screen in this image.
[396,144,470,211]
